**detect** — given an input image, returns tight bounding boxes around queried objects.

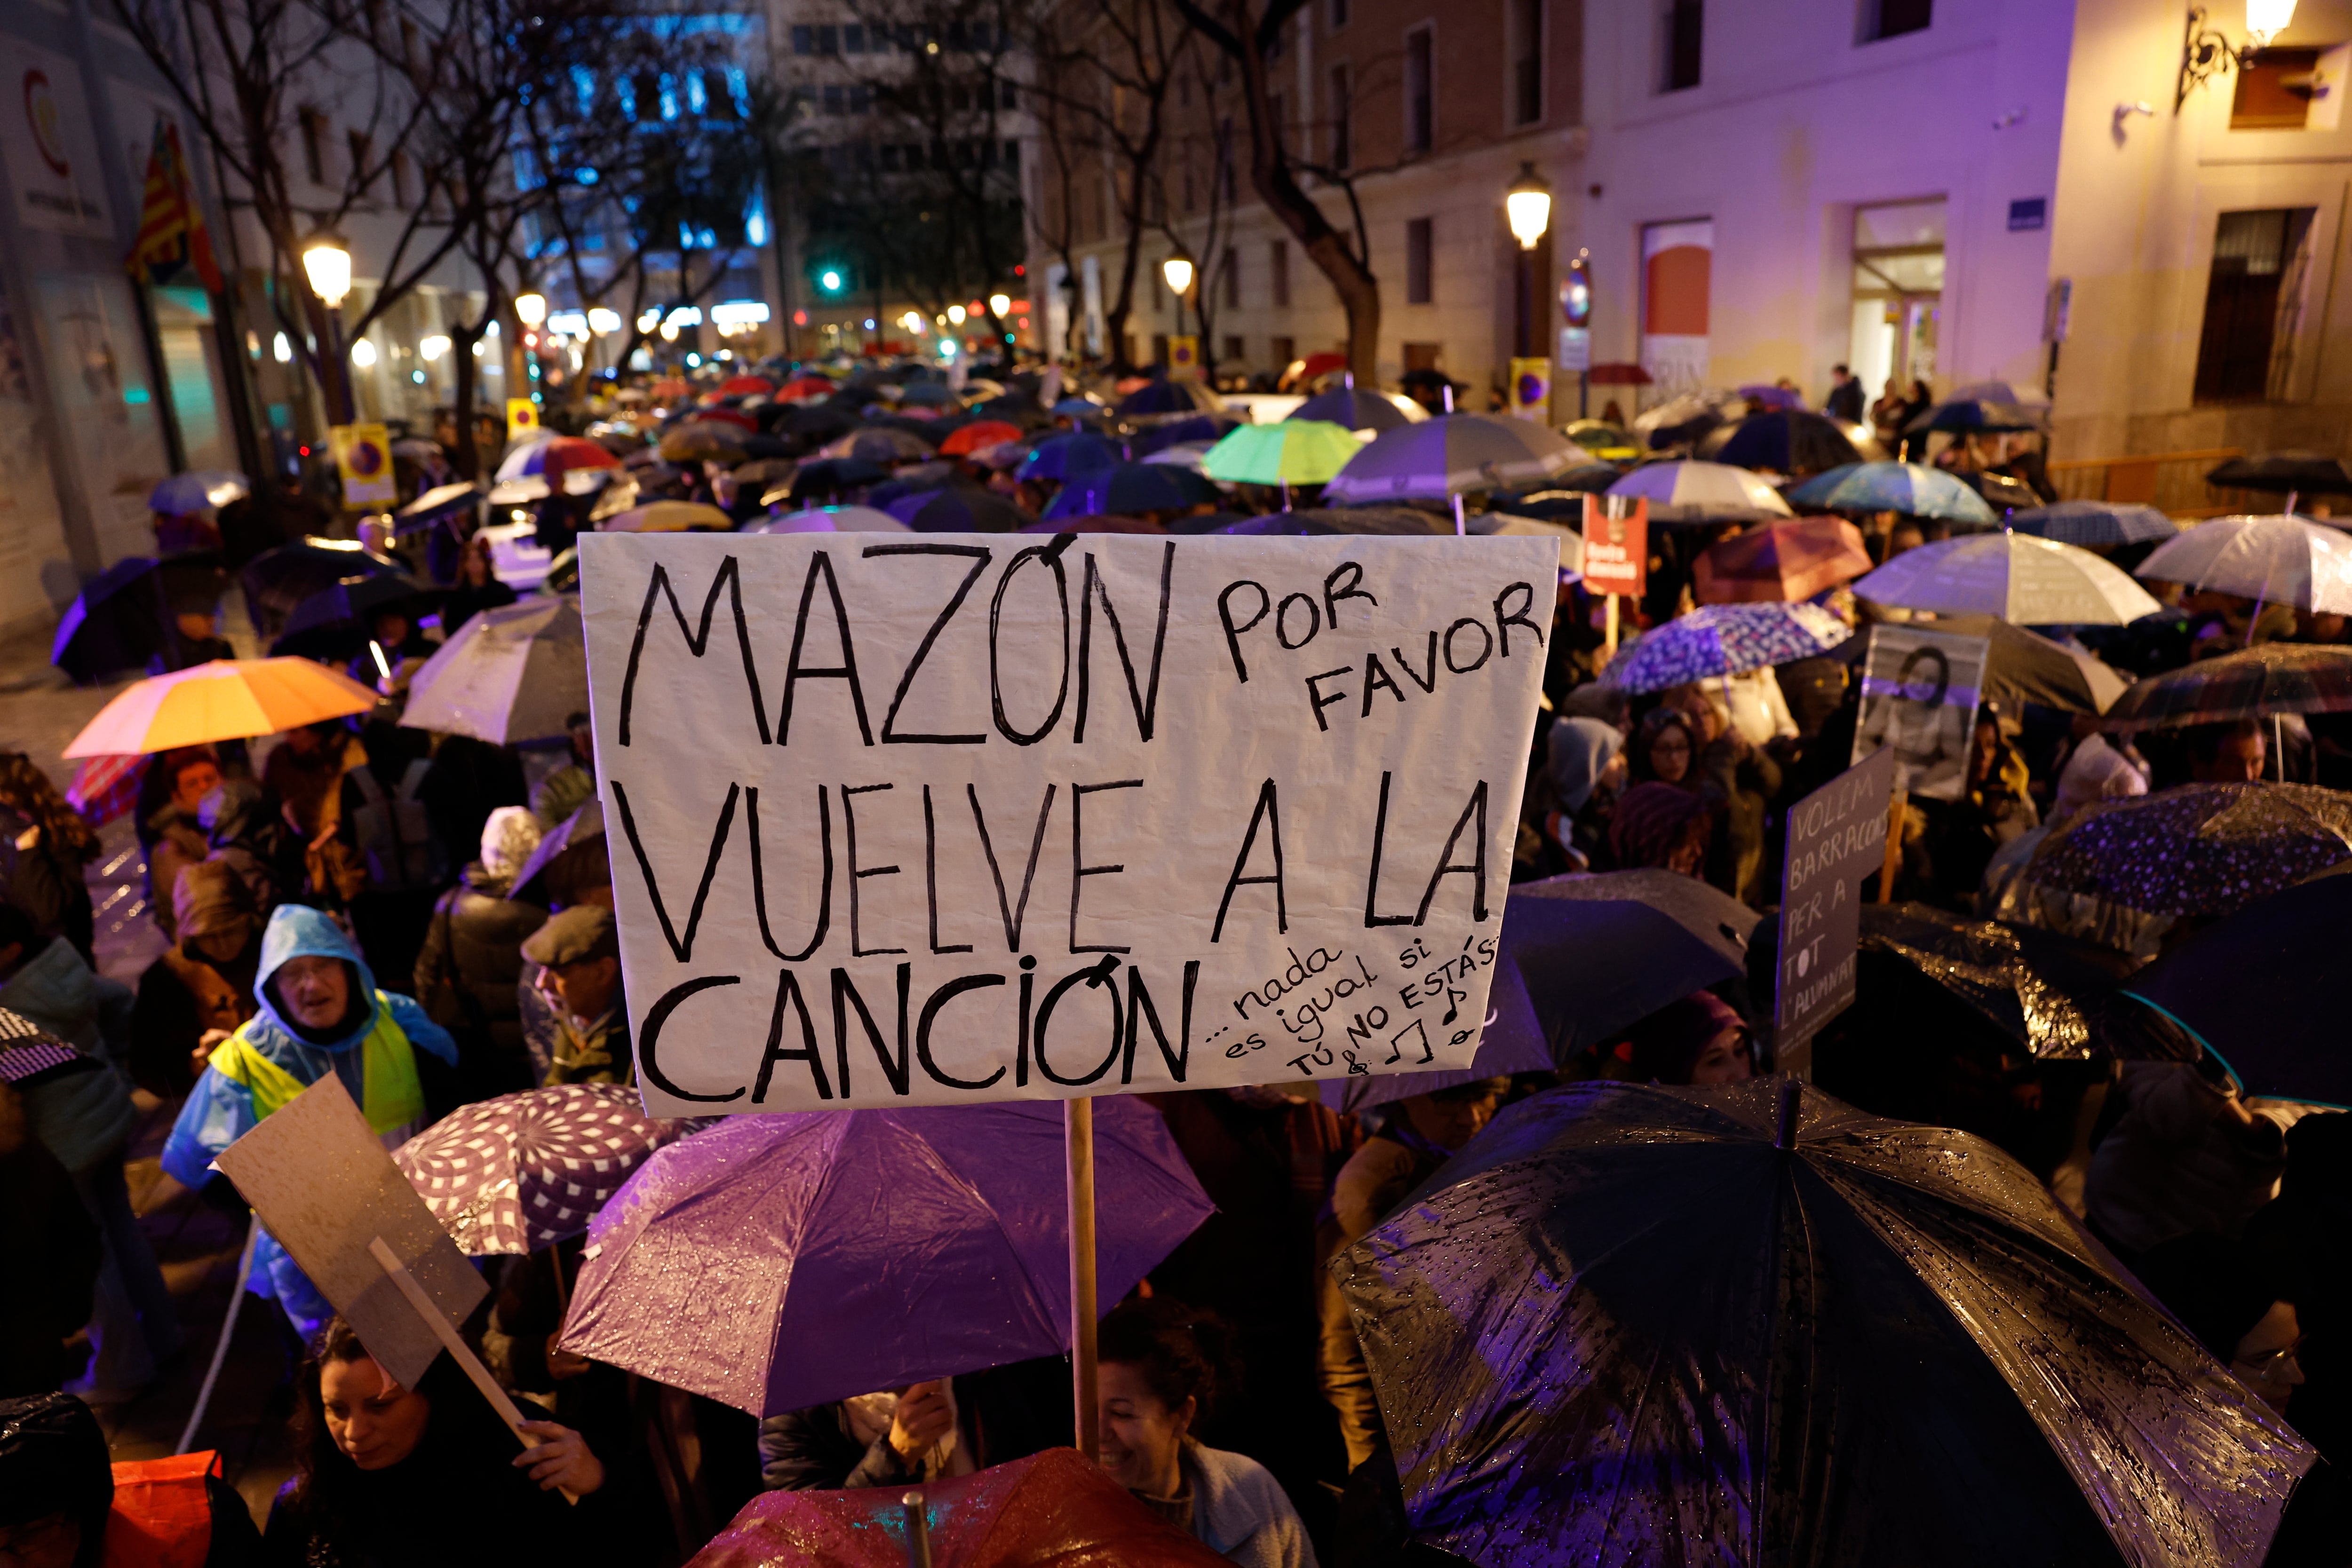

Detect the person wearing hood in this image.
[142,750,223,943]
[414,808,549,1102]
[197,777,303,915]
[1543,717,1626,874]
[162,905,458,1338]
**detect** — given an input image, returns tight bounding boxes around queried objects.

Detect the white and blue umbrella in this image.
[1324,414,1587,504]
[1603,602,1854,694]
[1853,533,2163,625]
[2006,500,2178,548]
[1785,461,1998,524]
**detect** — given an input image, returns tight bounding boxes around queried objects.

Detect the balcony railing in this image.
[2044,446,2268,518]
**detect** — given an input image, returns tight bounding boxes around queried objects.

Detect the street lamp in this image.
[301,233,352,309]
[513,292,546,404]
[2179,0,2299,108]
[1162,246,1197,360]
[514,292,547,327]
[1505,162,1552,251]
[989,292,1011,317]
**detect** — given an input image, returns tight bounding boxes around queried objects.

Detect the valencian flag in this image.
[127,118,223,293]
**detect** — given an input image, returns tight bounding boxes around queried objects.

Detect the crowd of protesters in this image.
[3,352,2350,1567]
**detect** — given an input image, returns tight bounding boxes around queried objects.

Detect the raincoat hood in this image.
[1549,717,1624,816]
[254,904,378,1052]
[0,935,101,1051]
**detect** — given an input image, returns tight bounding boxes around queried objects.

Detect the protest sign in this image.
[210,1074,485,1388]
[1579,495,1647,600]
[1774,744,1896,1074]
[1851,625,1990,803]
[578,531,1558,1116]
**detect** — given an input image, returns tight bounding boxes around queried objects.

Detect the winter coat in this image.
[2087,1062,2287,1257]
[413,866,547,1091]
[1170,1440,1318,1568]
[0,936,134,1076]
[162,906,456,1332]
[131,935,261,1099]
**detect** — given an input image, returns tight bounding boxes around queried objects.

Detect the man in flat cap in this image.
[522,907,631,1087]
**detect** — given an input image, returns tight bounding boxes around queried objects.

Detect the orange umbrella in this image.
[1694,515,1874,604]
[64,658,379,759]
[686,1448,1225,1568]
[940,420,1025,456]
[603,501,732,532]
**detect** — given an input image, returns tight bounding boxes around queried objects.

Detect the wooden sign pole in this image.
[368,1237,579,1505]
[1065,1098,1100,1462]
[1602,593,1620,658]
[1878,785,1907,904]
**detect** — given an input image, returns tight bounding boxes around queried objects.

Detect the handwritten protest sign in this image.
[211,1075,485,1389]
[1775,745,1895,1074]
[1851,625,1991,803]
[577,531,1557,1115]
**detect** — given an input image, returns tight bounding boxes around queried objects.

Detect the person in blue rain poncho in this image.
[162,905,456,1337]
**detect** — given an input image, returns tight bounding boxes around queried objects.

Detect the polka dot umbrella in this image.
[394,1083,704,1255]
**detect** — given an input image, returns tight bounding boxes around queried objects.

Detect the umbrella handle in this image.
[903,1490,934,1568]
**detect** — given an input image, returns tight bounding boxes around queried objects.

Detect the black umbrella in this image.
[1923,614,2130,714]
[1130,412,1240,455]
[50,554,229,683]
[1335,1077,2315,1567]
[895,487,1030,532]
[1483,870,1759,1066]
[240,539,410,639]
[1040,461,1215,519]
[1116,378,1221,416]
[1288,386,1413,432]
[777,405,862,440]
[268,572,439,661]
[1221,506,1453,537]
[788,458,890,503]
[1903,397,2049,436]
[1697,409,1861,476]
[2205,451,2352,497]
[2124,871,2352,1104]
[395,482,482,524]
[1961,469,2041,514]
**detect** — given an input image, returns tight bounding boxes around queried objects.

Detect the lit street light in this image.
[301,233,351,309]
[989,292,1011,317]
[514,292,548,327]
[1504,163,1553,389]
[1162,246,1197,364]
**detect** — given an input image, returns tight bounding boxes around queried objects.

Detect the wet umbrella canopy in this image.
[393,1083,702,1254]
[2020,783,2352,919]
[1601,602,1853,694]
[1335,1078,2314,1568]
[2102,644,2352,731]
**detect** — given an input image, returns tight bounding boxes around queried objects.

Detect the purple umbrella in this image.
[393,1083,702,1254]
[556,1099,1213,1416]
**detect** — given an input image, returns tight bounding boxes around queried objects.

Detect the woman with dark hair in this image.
[1626,708,1701,792]
[1606,782,1713,876]
[440,536,516,635]
[0,755,100,967]
[1096,1297,1316,1568]
[262,1316,606,1567]
[1617,991,1755,1085]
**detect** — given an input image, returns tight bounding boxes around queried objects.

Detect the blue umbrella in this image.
[1052,396,1107,417]
[1784,461,1997,523]
[1020,432,1122,480]
[1039,462,1212,519]
[1602,602,1853,694]
[1698,410,1861,476]
[2007,499,2178,547]
[890,486,1031,532]
[52,555,230,684]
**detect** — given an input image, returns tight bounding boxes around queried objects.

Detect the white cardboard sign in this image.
[578,531,1557,1114]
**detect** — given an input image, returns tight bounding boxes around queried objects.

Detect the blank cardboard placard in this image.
[211,1075,487,1388]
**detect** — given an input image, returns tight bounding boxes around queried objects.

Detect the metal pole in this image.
[1065,1098,1099,1462]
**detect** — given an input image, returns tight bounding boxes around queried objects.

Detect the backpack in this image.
[347,759,444,892]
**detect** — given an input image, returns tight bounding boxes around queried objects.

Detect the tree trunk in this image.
[304,292,358,426]
[450,322,485,481]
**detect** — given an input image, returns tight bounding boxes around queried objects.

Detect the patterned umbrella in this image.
[2006,500,2177,547]
[1851,533,2161,625]
[2101,644,2352,731]
[2023,783,2352,918]
[1602,602,1853,694]
[65,754,145,827]
[393,1083,702,1255]
[1785,461,1998,523]
[1324,414,1587,502]
[2134,515,2352,614]
[1692,516,1872,604]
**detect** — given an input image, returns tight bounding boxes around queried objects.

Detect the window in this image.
[2195,207,2319,402]
[1272,334,1296,365]
[817,24,839,54]
[792,24,812,54]
[1222,246,1240,307]
[1271,240,1290,308]
[1002,81,1019,110]
[348,130,373,195]
[1224,334,1245,364]
[391,150,413,207]
[1511,0,1543,126]
[2233,49,2324,129]
[1661,0,1703,92]
[1862,0,1931,41]
[299,109,325,185]
[824,84,846,115]
[1330,0,1347,28]
[1404,27,1433,152]
[1152,332,1170,365]
[1406,217,1433,303]
[844,23,866,52]
[1402,341,1442,372]
[1328,63,1351,169]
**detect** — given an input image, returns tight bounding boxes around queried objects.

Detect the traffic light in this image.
[1561,250,1593,330]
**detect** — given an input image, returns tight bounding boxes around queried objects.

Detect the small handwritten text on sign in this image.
[578,531,1557,1114]
[1775,744,1896,1071]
